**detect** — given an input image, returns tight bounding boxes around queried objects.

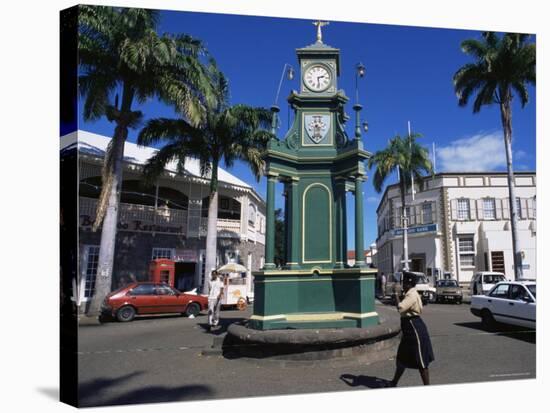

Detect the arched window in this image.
[202,195,241,220]
[79,178,189,210]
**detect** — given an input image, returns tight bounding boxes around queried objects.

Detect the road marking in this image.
[489,372,531,378]
[77,346,191,355]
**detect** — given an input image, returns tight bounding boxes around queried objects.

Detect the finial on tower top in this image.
[313,20,329,43]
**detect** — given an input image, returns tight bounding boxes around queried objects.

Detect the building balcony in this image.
[199,218,241,238]
[79,197,241,238]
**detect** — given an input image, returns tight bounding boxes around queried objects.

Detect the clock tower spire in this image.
[312,20,329,43]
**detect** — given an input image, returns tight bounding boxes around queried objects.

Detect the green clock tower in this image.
[250,22,379,330]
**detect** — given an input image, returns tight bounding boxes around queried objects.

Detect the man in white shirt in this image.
[207,271,224,331]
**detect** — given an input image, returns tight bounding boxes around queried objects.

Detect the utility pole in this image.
[399,163,410,272]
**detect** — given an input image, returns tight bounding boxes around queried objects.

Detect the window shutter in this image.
[502,198,510,220]
[469,199,477,220]
[495,198,502,220]
[476,199,484,220]
[521,198,528,220]
[450,199,457,220]
[526,197,534,219]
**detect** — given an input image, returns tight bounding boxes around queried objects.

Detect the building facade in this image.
[376,172,536,284]
[62,131,266,309]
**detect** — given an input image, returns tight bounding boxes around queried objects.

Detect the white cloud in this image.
[514,150,528,161]
[437,132,506,172]
[366,196,379,204]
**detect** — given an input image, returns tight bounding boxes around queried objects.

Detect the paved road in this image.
[77,302,535,407]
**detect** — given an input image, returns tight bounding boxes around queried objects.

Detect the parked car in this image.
[435,279,463,304]
[470,281,536,330]
[469,271,507,295]
[101,282,209,322]
[385,271,436,304]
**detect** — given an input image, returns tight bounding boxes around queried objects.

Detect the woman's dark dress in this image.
[396,288,435,369]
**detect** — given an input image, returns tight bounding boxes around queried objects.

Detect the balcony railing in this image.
[199,218,241,238]
[79,197,241,237]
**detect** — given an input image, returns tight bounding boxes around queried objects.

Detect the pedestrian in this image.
[387,271,434,386]
[380,272,387,298]
[207,270,224,331]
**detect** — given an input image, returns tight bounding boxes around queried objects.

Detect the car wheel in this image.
[456,298,462,304]
[481,309,496,331]
[185,302,201,317]
[428,292,436,304]
[116,305,136,322]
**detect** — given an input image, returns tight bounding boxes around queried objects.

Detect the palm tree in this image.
[368,133,433,271]
[453,32,535,280]
[78,5,215,315]
[138,70,273,293]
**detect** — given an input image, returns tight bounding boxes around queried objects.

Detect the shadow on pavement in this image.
[89,385,214,406]
[199,316,249,335]
[79,372,214,406]
[340,374,393,389]
[455,322,536,344]
[79,372,144,403]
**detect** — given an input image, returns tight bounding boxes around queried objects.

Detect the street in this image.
[77,302,536,407]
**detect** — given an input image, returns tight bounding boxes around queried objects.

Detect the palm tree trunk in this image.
[87,126,126,315]
[500,93,523,280]
[202,159,219,294]
[87,85,134,316]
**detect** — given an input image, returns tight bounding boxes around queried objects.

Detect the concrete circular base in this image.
[223,304,401,362]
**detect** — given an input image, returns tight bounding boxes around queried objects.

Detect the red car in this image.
[101,282,208,322]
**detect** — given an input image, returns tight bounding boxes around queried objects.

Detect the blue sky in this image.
[77,9,536,248]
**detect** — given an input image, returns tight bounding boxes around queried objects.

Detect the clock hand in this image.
[316,75,325,88]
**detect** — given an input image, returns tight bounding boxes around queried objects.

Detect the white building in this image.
[61,130,266,309]
[375,172,536,284]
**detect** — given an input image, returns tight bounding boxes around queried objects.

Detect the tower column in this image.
[264,174,277,269]
[286,178,301,269]
[334,179,347,268]
[354,176,365,267]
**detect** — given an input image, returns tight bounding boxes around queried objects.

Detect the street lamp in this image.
[355,62,365,104]
[353,62,366,140]
[271,63,295,135]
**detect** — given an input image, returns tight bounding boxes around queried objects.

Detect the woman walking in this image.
[388,271,434,386]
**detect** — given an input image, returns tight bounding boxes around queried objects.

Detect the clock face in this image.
[304,65,331,92]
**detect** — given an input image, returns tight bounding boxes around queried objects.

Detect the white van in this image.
[470,272,507,295]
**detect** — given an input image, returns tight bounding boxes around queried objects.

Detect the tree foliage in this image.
[368,133,433,197]
[78,5,215,228]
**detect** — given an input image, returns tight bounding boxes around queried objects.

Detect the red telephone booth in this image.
[149,259,175,287]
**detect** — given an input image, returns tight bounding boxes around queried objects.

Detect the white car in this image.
[469,271,507,295]
[470,281,536,329]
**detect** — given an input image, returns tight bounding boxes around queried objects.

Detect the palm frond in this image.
[455,31,535,112]
[137,118,200,146]
[142,142,182,184]
[78,73,117,120]
[511,81,529,107]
